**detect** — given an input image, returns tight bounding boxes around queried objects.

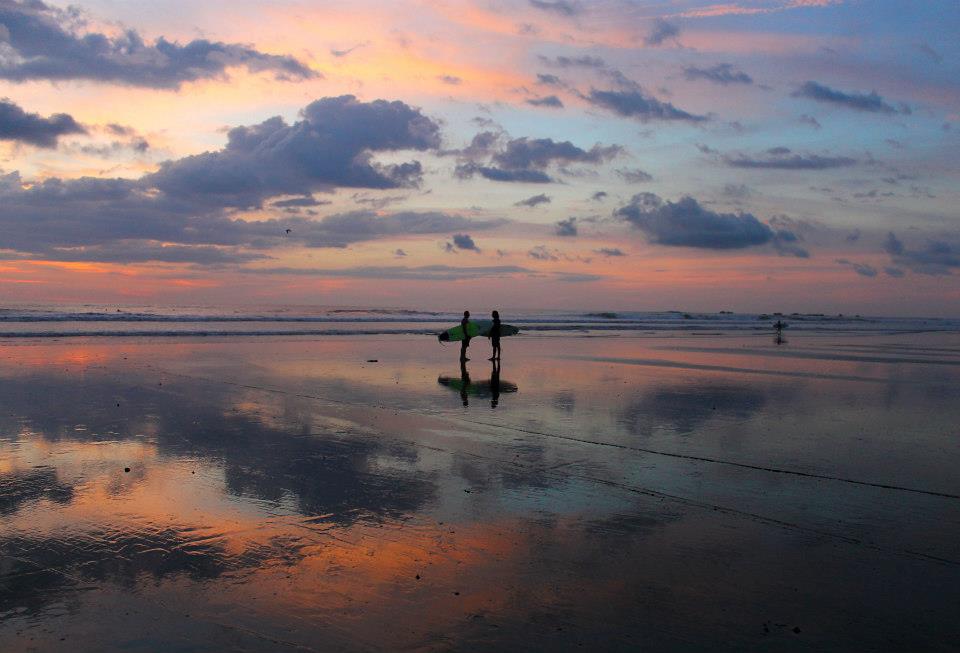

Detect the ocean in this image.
[1,304,957,338]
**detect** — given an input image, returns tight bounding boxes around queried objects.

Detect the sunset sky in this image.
[1,0,958,315]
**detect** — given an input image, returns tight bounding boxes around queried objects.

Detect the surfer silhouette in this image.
[460,310,471,362]
[488,310,502,361]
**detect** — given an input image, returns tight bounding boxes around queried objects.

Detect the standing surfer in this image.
[488,310,502,361]
[460,310,471,362]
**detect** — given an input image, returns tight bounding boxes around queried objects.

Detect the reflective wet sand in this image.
[2,332,959,651]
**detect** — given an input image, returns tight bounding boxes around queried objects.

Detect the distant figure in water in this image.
[774,319,787,345]
[488,310,502,361]
[460,310,471,362]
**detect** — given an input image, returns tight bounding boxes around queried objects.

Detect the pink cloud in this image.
[678,0,844,19]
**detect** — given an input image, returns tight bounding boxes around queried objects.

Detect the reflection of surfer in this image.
[488,310,502,361]
[460,310,471,362]
[490,359,501,408]
[459,358,471,406]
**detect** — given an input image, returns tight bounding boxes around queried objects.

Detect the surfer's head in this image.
[464,310,470,318]
[492,310,499,319]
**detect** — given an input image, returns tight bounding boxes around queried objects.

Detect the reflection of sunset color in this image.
[2,334,959,649]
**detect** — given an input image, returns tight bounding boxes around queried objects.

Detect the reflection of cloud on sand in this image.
[0,525,284,616]
[0,369,436,524]
[620,381,767,435]
[0,466,73,516]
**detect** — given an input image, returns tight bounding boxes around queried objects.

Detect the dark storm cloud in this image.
[270,196,331,208]
[683,63,752,85]
[446,129,501,160]
[614,192,793,250]
[74,137,149,158]
[528,0,582,16]
[0,91,500,267]
[555,217,577,236]
[615,167,653,183]
[528,244,559,261]
[0,98,85,147]
[793,82,902,114]
[0,165,500,260]
[771,230,809,258]
[454,135,621,184]
[330,44,363,58]
[453,233,478,250]
[526,95,564,108]
[105,123,134,137]
[883,232,904,256]
[538,54,606,69]
[147,95,441,208]
[722,147,856,170]
[456,164,554,183]
[884,232,960,276]
[585,88,707,122]
[536,73,563,85]
[595,247,625,256]
[493,137,621,169]
[0,0,316,88]
[836,259,878,277]
[515,193,551,207]
[645,18,680,46]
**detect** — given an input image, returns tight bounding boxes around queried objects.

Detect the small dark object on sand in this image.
[793,627,801,634]
[124,467,130,473]
[366,359,378,363]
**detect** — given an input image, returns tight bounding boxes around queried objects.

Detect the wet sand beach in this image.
[2,331,959,651]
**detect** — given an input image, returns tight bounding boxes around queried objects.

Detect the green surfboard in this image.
[437,319,520,342]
